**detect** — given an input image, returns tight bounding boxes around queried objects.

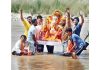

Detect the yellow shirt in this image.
[22,19,31,37]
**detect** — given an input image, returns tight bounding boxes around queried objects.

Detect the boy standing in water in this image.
[62,8,71,53]
[35,15,44,53]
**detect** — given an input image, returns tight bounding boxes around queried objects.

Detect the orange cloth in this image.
[54,25,63,40]
[67,40,74,53]
[56,17,62,25]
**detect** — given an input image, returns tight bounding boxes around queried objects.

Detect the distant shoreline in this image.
[11,0,89,17]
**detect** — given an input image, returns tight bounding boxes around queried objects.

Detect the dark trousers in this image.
[76,42,88,56]
[46,45,54,54]
[37,44,44,52]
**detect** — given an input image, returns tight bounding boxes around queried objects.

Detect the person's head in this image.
[27,16,32,24]
[73,17,79,25]
[37,15,43,25]
[20,35,27,42]
[65,28,72,36]
[31,19,37,26]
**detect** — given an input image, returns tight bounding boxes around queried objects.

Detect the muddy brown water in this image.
[11,13,89,70]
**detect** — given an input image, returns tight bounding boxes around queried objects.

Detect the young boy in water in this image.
[12,35,27,56]
[12,35,32,56]
[62,8,71,53]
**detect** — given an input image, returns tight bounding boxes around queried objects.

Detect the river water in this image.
[11,13,89,70]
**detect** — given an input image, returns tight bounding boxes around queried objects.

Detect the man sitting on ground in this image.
[12,35,27,55]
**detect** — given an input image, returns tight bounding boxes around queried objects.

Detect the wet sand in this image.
[11,13,89,70]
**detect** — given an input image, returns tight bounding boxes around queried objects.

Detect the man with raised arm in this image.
[20,9,32,37]
[72,11,84,36]
[61,8,71,53]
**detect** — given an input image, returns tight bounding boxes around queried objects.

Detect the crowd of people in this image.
[12,8,89,59]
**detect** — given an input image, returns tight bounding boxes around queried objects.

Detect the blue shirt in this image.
[71,34,85,47]
[73,24,82,36]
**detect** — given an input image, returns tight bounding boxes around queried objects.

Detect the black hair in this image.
[20,35,27,40]
[74,17,79,22]
[71,17,74,21]
[37,15,42,20]
[65,28,72,32]
[31,19,37,24]
[27,16,32,19]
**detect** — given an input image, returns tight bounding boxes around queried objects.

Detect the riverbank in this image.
[11,0,89,16]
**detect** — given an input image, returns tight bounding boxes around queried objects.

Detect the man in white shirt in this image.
[27,19,38,54]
